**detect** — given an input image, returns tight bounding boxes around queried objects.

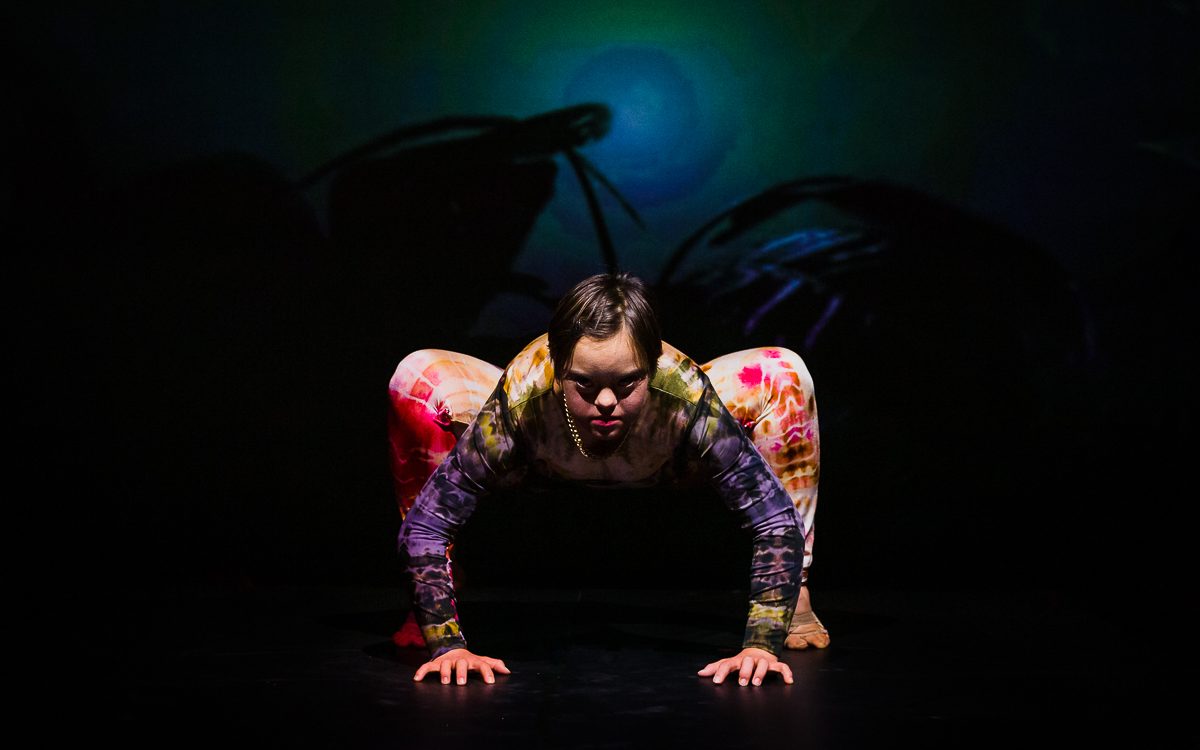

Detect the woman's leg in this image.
[387,349,502,646]
[701,346,829,649]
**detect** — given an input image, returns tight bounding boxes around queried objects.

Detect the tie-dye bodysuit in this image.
[393,334,820,659]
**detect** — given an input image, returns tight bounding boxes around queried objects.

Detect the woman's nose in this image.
[595,387,617,408]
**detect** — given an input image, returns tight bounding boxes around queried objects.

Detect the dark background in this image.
[9,2,1195,623]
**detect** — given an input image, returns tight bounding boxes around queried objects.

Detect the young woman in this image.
[391,272,828,687]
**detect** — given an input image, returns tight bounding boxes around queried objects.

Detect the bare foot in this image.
[785,585,830,650]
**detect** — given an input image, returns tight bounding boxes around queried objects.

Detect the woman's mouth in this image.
[591,418,621,429]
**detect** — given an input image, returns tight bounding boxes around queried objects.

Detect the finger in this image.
[751,659,770,686]
[712,661,734,684]
[480,662,496,684]
[440,660,453,685]
[413,663,431,681]
[697,662,718,676]
[771,661,795,685]
[488,658,512,674]
[737,656,755,686]
[456,658,469,685]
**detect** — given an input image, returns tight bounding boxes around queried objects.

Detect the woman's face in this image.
[558,328,651,447]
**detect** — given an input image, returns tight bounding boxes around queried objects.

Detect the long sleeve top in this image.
[398,334,803,658]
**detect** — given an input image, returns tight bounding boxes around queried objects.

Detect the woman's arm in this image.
[398,450,484,658]
[398,376,525,659]
[686,378,804,657]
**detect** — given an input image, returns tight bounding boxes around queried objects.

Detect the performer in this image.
[392,272,828,687]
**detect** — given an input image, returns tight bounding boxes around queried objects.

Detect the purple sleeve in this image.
[397,377,525,659]
[685,377,803,657]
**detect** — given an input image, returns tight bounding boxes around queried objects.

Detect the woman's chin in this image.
[590,424,623,441]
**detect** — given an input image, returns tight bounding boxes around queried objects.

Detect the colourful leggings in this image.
[388,345,820,583]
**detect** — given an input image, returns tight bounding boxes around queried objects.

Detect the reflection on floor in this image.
[94,586,1187,748]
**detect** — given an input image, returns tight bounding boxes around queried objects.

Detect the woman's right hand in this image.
[413,648,512,685]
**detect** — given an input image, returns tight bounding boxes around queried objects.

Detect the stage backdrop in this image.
[11,2,1195,604]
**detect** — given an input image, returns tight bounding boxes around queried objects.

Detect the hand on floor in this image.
[697,647,794,686]
[413,648,511,685]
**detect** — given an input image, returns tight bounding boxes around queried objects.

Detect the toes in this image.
[784,631,831,649]
[787,610,831,650]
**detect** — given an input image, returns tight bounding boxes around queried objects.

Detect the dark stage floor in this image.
[94,584,1187,748]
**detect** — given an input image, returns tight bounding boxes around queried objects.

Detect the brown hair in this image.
[547,272,663,377]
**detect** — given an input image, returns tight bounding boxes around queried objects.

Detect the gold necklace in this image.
[562,390,628,460]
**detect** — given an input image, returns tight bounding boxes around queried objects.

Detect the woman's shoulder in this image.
[502,333,555,409]
[649,340,710,405]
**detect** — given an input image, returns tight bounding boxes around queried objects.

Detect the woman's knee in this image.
[740,346,815,398]
[389,348,502,435]
[389,350,454,436]
[390,348,453,398]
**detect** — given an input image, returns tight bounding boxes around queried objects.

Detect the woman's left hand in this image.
[697,647,794,686]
